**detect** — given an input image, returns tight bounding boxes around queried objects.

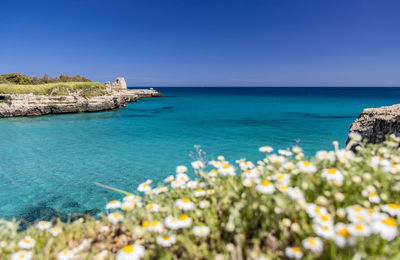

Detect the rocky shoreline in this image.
[0,89,162,117]
[348,103,400,144]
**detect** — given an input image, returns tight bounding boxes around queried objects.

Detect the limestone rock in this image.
[347,104,400,144]
[0,89,162,117]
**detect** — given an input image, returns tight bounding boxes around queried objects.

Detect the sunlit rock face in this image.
[111,77,127,89]
[0,89,162,117]
[348,104,400,144]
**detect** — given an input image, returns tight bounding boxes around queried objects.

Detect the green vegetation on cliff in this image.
[0,82,107,97]
[0,73,91,85]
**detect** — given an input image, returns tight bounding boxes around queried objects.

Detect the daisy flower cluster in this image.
[1,133,400,259]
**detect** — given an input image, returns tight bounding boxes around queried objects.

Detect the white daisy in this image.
[176,165,188,174]
[194,189,206,197]
[242,168,260,179]
[107,212,123,224]
[191,160,204,169]
[176,173,189,182]
[297,161,317,174]
[49,226,62,237]
[36,221,51,231]
[286,187,304,201]
[335,223,352,247]
[302,237,323,254]
[313,214,334,226]
[57,249,75,260]
[219,164,235,176]
[17,236,35,250]
[259,145,273,153]
[164,216,180,230]
[116,244,145,260]
[175,199,196,211]
[372,215,398,241]
[242,178,258,188]
[315,150,335,162]
[148,221,164,233]
[193,226,210,237]
[272,173,290,184]
[146,203,159,212]
[285,247,303,259]
[361,190,380,204]
[199,200,210,209]
[279,149,293,157]
[208,169,219,177]
[178,214,192,228]
[171,179,186,189]
[268,154,286,165]
[137,181,152,193]
[292,146,303,154]
[321,168,344,184]
[313,224,335,239]
[164,175,174,183]
[384,164,400,174]
[239,161,255,170]
[187,180,198,189]
[382,203,400,216]
[106,200,122,210]
[306,204,328,218]
[256,180,275,194]
[348,223,371,237]
[156,234,176,247]
[11,251,33,260]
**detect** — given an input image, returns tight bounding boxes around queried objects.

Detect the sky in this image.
[0,0,399,86]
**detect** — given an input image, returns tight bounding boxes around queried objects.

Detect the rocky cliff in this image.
[347,104,400,144]
[0,89,162,117]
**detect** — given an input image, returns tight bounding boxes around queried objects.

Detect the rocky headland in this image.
[0,77,162,117]
[348,103,400,144]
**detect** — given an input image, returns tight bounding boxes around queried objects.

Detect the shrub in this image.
[1,135,400,259]
[0,73,92,85]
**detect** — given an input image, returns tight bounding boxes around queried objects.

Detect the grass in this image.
[1,135,400,259]
[0,82,107,98]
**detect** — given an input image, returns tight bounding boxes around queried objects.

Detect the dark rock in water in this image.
[347,104,400,144]
[62,201,81,208]
[20,206,59,223]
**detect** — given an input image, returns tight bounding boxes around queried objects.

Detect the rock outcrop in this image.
[347,104,400,144]
[111,77,127,89]
[0,89,162,117]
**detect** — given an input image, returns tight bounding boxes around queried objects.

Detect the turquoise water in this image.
[1,87,400,221]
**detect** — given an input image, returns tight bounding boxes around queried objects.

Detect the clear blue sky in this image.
[1,0,399,86]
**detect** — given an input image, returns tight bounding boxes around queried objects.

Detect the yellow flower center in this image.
[355,224,364,231]
[196,189,203,192]
[353,205,363,212]
[293,247,301,253]
[19,253,26,258]
[277,174,284,180]
[303,161,311,166]
[24,238,31,243]
[223,164,230,169]
[179,215,188,221]
[182,198,190,203]
[151,221,158,227]
[321,225,329,230]
[279,184,288,190]
[369,192,377,197]
[388,203,400,209]
[320,215,329,221]
[314,207,321,213]
[148,204,154,210]
[382,217,397,227]
[261,180,271,186]
[110,200,118,204]
[327,168,336,174]
[123,244,134,253]
[308,238,316,245]
[162,235,170,240]
[142,221,150,228]
[338,228,350,237]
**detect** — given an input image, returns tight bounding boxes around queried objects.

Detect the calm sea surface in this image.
[1,87,400,220]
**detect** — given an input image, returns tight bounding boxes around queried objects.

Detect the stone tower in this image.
[111,77,127,89]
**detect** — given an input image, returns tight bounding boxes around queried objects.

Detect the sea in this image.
[0,87,399,221]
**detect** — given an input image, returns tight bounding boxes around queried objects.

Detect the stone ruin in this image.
[105,77,127,90]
